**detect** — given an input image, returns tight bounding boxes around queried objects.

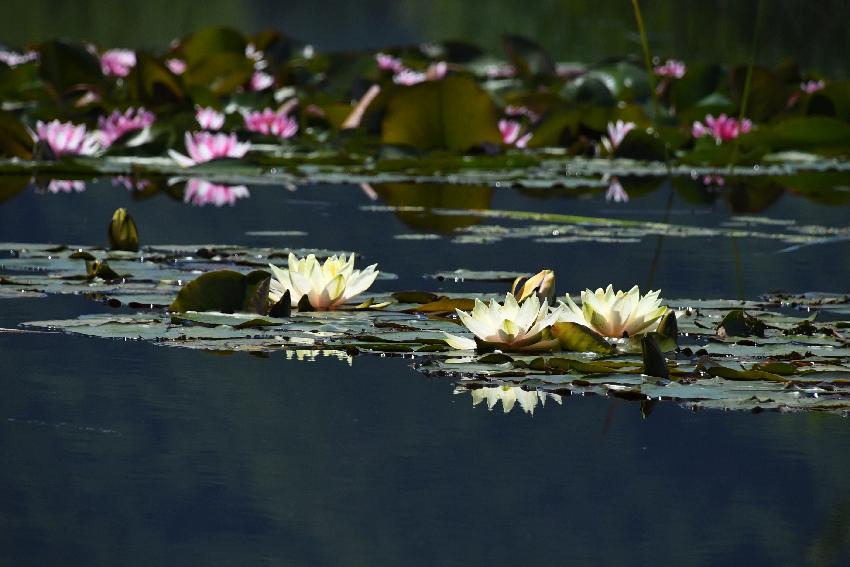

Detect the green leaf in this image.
[182,27,247,65]
[269,289,291,317]
[641,334,669,379]
[0,174,30,203]
[391,291,440,304]
[501,34,555,78]
[0,111,33,159]
[731,66,788,122]
[706,366,787,382]
[108,208,139,252]
[243,270,272,315]
[669,63,725,112]
[127,52,185,104]
[614,129,667,161]
[38,40,105,95]
[85,260,122,282]
[717,309,767,338]
[169,269,271,314]
[761,117,850,153]
[656,309,679,342]
[409,297,476,313]
[381,75,501,151]
[551,322,613,354]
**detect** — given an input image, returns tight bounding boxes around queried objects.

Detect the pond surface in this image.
[2,177,850,565]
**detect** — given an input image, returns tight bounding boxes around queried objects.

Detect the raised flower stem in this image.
[728,0,765,169]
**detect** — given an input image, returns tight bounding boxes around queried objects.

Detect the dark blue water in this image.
[2,178,850,566]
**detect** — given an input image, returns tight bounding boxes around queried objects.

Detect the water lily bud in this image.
[108,207,139,251]
[512,269,555,303]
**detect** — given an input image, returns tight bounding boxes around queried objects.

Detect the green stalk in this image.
[630,0,669,168]
[729,0,765,168]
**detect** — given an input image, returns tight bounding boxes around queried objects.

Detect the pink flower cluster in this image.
[376,53,447,86]
[100,49,136,77]
[184,178,250,207]
[0,49,38,67]
[692,114,752,144]
[195,106,225,130]
[250,71,274,92]
[242,108,298,138]
[653,59,686,79]
[36,120,100,157]
[498,119,531,148]
[376,53,405,73]
[97,107,155,147]
[169,132,251,167]
[166,58,187,75]
[801,80,826,94]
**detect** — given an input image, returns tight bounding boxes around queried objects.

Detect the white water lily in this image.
[268,253,379,310]
[558,285,667,338]
[460,385,562,415]
[444,293,563,351]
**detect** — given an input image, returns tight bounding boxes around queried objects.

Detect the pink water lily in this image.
[692,114,752,144]
[184,178,250,207]
[166,58,187,75]
[600,120,636,155]
[801,80,826,94]
[97,107,155,147]
[168,132,251,167]
[245,43,267,69]
[242,108,298,138]
[195,106,225,130]
[653,59,686,78]
[393,68,427,86]
[36,120,100,157]
[0,49,38,67]
[391,61,447,86]
[250,71,274,92]
[376,52,404,73]
[100,49,136,77]
[499,119,532,148]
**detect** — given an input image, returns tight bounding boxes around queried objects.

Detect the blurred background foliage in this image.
[2,0,849,75]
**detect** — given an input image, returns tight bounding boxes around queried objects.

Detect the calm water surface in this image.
[1,179,850,566]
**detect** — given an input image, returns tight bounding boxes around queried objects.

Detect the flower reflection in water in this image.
[183,178,250,207]
[604,175,629,203]
[112,176,152,192]
[46,179,86,194]
[284,349,352,365]
[455,385,562,415]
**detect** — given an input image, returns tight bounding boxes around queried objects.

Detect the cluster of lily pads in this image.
[3,209,850,416]
[1,25,849,185]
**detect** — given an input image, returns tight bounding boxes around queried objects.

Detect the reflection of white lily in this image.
[559,285,667,338]
[458,385,562,415]
[268,253,379,310]
[444,293,563,351]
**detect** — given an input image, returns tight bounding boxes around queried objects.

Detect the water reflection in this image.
[45,179,86,194]
[182,178,251,207]
[371,183,493,232]
[456,384,563,415]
